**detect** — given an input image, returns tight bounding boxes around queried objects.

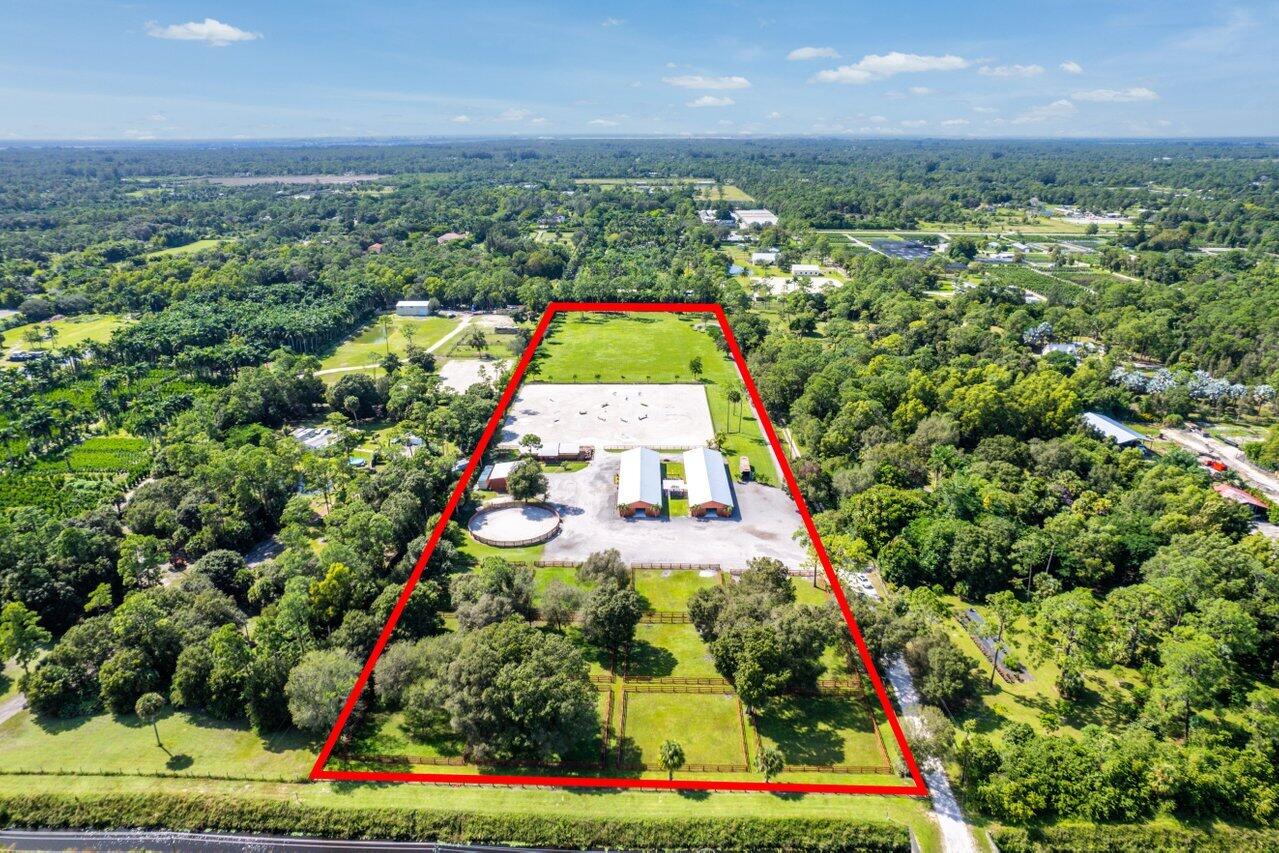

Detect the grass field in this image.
[143,238,229,258]
[0,707,317,780]
[1,314,128,351]
[0,774,941,850]
[319,314,459,371]
[755,695,884,769]
[621,692,746,767]
[633,569,718,611]
[628,623,720,678]
[696,183,754,203]
[526,312,778,485]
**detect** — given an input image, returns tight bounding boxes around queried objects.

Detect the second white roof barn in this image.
[683,446,734,517]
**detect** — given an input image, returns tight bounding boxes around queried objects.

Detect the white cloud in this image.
[686,96,735,108]
[788,46,840,61]
[1072,87,1159,102]
[908,86,934,96]
[978,64,1044,78]
[766,111,782,119]
[451,115,471,124]
[662,74,751,90]
[940,118,970,126]
[1060,60,1084,74]
[868,114,888,124]
[530,117,548,125]
[588,118,620,126]
[145,18,260,46]
[600,17,624,27]
[972,106,999,114]
[812,52,970,84]
[1173,8,1252,52]
[499,108,531,121]
[1012,99,1077,124]
[901,119,929,127]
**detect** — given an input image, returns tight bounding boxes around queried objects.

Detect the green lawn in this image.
[621,692,746,767]
[0,708,316,780]
[633,569,718,611]
[319,314,459,371]
[0,773,941,850]
[696,183,754,203]
[143,238,229,258]
[0,660,20,704]
[792,576,833,607]
[527,312,778,485]
[938,594,1145,744]
[628,623,719,678]
[2,314,128,351]
[754,695,885,771]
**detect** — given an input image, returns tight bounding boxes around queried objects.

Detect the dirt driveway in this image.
[541,454,808,570]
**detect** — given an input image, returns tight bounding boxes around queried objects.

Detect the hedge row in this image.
[0,792,910,851]
[991,823,1279,852]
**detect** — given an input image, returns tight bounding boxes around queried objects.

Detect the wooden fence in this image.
[641,610,692,624]
[625,675,729,687]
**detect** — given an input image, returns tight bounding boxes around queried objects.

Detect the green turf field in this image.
[2,314,128,351]
[143,238,229,257]
[696,183,754,203]
[755,695,885,770]
[526,312,778,485]
[621,691,746,767]
[319,314,459,371]
[633,569,718,611]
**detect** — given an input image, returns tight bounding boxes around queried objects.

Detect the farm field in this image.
[696,183,754,203]
[318,314,459,372]
[526,312,778,484]
[1,314,128,351]
[336,566,898,786]
[143,238,229,258]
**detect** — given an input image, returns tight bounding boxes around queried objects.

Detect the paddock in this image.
[499,383,715,449]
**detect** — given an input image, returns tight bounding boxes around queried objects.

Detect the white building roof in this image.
[1082,412,1147,446]
[683,446,734,510]
[751,251,778,263]
[618,447,662,507]
[732,209,778,227]
[791,264,820,275]
[396,300,433,308]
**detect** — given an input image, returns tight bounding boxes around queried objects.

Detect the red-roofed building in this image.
[1213,482,1268,516]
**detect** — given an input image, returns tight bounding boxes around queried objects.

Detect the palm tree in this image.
[726,388,742,433]
[378,316,393,358]
[658,740,685,781]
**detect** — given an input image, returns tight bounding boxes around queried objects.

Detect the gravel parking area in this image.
[499,383,714,449]
[542,454,808,570]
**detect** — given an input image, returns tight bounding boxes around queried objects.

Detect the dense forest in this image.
[2,138,1279,842]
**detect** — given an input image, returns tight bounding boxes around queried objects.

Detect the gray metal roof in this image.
[1082,412,1147,445]
[618,447,662,507]
[683,446,733,509]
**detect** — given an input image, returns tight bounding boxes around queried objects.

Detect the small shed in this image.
[1213,482,1268,517]
[478,460,516,493]
[683,446,734,518]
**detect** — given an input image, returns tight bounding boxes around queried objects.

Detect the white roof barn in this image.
[732,209,778,228]
[791,264,821,277]
[683,446,734,516]
[618,447,662,510]
[1082,412,1148,447]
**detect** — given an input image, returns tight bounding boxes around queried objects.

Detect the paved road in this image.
[1162,427,1279,503]
[0,691,25,726]
[0,830,585,852]
[859,580,976,853]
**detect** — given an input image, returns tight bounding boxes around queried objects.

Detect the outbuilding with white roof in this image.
[683,446,734,517]
[617,447,662,517]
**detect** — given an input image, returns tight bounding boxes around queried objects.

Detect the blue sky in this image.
[2,1,1276,139]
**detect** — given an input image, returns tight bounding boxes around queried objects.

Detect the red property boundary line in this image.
[311,302,930,797]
